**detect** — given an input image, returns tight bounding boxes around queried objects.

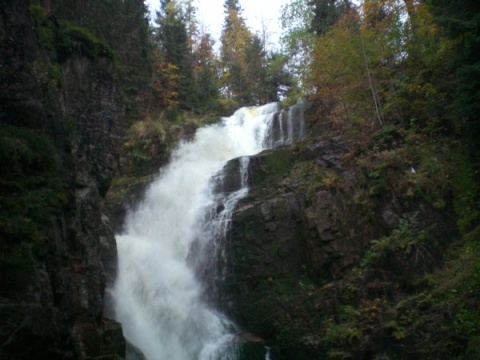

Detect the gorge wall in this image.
[226,122,467,359]
[1,2,477,360]
[0,1,124,358]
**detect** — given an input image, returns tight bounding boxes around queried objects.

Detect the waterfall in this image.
[266,99,305,148]
[112,102,305,360]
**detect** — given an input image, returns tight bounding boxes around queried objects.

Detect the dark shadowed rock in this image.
[223,132,454,359]
[0,1,125,358]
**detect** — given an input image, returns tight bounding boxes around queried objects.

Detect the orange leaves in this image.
[308,9,375,124]
[221,8,252,69]
[151,57,181,110]
[306,0,453,128]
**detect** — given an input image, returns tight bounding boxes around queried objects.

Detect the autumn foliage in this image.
[306,1,458,133]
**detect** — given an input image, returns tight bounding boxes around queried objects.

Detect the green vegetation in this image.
[148,0,291,116]
[229,105,477,358]
[30,4,114,61]
[120,112,222,176]
[0,123,67,268]
[28,0,295,178]
[220,0,291,106]
[332,219,480,357]
[278,0,480,195]
[307,131,476,358]
[4,0,480,358]
[251,148,296,189]
[56,22,114,60]
[359,218,435,269]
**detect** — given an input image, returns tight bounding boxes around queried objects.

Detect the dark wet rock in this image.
[0,1,125,358]
[223,132,455,359]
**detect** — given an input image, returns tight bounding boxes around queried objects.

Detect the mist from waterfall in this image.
[112,102,304,360]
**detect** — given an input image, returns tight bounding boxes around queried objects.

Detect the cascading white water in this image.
[113,103,301,360]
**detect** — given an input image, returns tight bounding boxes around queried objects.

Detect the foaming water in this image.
[112,103,285,360]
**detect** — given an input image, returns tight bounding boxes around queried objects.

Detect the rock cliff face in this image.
[226,125,458,358]
[0,1,124,358]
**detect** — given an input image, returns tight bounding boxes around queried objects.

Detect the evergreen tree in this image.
[308,0,351,35]
[280,0,320,103]
[430,0,480,161]
[115,0,152,121]
[220,0,253,105]
[265,53,293,102]
[193,33,221,113]
[304,0,455,130]
[39,0,152,121]
[220,0,287,106]
[155,0,195,112]
[223,0,243,26]
[245,35,291,104]
[247,35,268,104]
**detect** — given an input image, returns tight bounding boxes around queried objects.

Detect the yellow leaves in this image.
[221,8,252,68]
[220,7,269,103]
[322,171,340,189]
[362,0,384,29]
[309,10,375,123]
[306,0,457,129]
[151,57,181,110]
[415,3,437,37]
[361,0,402,30]
[130,118,166,143]
[155,61,180,85]
[324,319,364,346]
[409,3,459,69]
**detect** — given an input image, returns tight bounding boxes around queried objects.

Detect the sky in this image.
[145,0,289,49]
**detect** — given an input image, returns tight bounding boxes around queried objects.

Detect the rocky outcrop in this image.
[226,129,457,359]
[0,1,124,358]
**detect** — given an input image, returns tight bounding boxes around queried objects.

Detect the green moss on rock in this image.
[229,127,476,359]
[56,22,114,60]
[0,123,66,255]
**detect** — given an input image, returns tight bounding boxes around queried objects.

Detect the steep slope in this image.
[0,1,124,358]
[226,120,478,359]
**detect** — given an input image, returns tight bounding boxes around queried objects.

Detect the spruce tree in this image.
[430,0,480,159]
[220,0,253,105]
[155,0,195,112]
[308,0,351,35]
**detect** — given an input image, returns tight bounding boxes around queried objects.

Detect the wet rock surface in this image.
[225,132,456,359]
[0,1,124,358]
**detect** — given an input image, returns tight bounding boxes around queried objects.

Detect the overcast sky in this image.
[145,0,289,49]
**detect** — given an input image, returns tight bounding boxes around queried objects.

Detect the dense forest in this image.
[21,0,480,169]
[1,0,480,358]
